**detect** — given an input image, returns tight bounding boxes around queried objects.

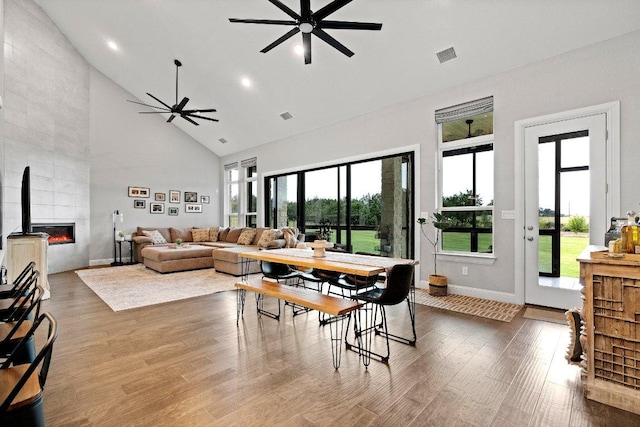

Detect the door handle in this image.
[527,236,534,241]
[527,226,534,231]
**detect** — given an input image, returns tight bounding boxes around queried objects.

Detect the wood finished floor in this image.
[38,270,640,426]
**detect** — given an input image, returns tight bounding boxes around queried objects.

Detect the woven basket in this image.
[428,274,448,296]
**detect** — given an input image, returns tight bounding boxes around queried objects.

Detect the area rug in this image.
[76,264,242,312]
[414,289,523,322]
[522,307,568,324]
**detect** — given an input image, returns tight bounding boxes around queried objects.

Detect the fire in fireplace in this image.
[31,223,75,245]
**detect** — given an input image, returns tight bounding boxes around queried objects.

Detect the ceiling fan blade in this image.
[127,100,171,111]
[166,114,176,123]
[300,0,311,18]
[313,0,353,21]
[229,18,297,26]
[261,27,300,53]
[181,115,200,126]
[186,114,219,122]
[138,111,174,114]
[146,93,172,109]
[176,97,190,111]
[312,28,354,57]
[182,108,217,113]
[268,0,301,20]
[319,20,382,30]
[303,32,312,64]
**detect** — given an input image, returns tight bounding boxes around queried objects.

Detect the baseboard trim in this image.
[90,258,112,267]
[418,280,519,305]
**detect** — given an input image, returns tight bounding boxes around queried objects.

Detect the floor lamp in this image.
[111,210,123,266]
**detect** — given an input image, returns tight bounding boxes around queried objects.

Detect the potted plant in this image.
[175,237,183,247]
[417,213,450,296]
[116,230,125,241]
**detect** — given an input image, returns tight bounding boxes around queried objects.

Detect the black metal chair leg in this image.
[255,293,280,320]
[375,295,417,346]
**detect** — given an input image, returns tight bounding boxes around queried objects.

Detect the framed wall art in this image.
[128,186,150,198]
[150,203,165,214]
[168,206,179,216]
[200,195,210,204]
[169,190,180,203]
[155,192,166,201]
[185,203,202,213]
[184,191,198,202]
[134,199,146,209]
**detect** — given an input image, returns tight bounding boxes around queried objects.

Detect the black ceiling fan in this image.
[127,59,218,126]
[229,0,382,64]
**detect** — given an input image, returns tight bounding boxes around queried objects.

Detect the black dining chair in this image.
[349,262,416,366]
[0,262,37,300]
[0,271,41,323]
[0,312,58,427]
[256,261,301,319]
[0,284,44,365]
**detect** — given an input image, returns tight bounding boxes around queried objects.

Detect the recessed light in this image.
[241,77,251,87]
[107,40,118,51]
[294,44,304,56]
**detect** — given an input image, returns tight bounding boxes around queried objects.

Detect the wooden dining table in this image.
[238,248,418,365]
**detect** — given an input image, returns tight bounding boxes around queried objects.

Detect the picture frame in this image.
[150,203,165,214]
[155,192,166,202]
[128,186,150,198]
[169,190,180,203]
[185,203,202,213]
[168,206,179,216]
[133,199,146,209]
[200,195,210,204]
[184,191,198,203]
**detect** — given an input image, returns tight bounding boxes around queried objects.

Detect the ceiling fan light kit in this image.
[229,0,382,64]
[127,59,218,126]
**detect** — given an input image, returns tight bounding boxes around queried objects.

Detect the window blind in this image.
[240,157,257,168]
[435,96,493,124]
[224,162,238,171]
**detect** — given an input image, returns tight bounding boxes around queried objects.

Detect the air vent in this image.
[280,112,293,120]
[436,47,457,64]
[218,138,228,144]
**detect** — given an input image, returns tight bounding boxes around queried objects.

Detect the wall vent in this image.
[280,112,293,120]
[218,138,228,144]
[436,47,457,64]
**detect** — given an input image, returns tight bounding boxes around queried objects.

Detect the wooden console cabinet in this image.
[578,246,640,415]
[7,233,49,299]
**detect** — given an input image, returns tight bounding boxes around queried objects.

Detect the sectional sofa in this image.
[132,226,304,275]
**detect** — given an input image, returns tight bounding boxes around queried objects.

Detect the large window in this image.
[265,152,414,259]
[224,157,258,228]
[436,96,494,254]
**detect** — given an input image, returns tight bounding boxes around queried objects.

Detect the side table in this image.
[113,239,135,266]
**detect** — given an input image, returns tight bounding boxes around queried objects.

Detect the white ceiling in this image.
[34,0,640,158]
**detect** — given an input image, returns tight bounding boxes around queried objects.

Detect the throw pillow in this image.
[226,227,244,243]
[142,229,167,245]
[192,228,210,242]
[209,226,220,242]
[257,229,279,248]
[565,307,583,365]
[169,227,193,242]
[237,229,257,245]
[281,227,299,248]
[218,227,230,242]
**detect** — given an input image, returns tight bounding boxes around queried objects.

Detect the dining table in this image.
[238,247,419,365]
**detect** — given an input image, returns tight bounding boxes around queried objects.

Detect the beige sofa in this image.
[132,226,304,276]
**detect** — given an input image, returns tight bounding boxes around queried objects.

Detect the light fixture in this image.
[107,40,119,51]
[241,77,251,88]
[111,210,123,266]
[294,44,304,56]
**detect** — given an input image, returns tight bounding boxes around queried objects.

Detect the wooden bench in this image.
[235,278,362,369]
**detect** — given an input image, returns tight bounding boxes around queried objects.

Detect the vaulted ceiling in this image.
[34,0,640,157]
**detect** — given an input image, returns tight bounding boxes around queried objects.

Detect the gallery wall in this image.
[221,30,640,302]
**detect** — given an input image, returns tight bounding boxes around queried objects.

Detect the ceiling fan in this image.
[229,0,382,64]
[127,59,218,126]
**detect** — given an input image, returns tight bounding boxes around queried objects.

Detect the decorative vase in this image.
[428,274,448,296]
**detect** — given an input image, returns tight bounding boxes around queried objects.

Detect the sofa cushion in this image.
[267,239,287,249]
[212,246,260,263]
[192,228,210,242]
[225,227,244,243]
[257,229,279,248]
[282,227,299,248]
[142,229,168,245]
[209,226,220,242]
[218,227,230,242]
[252,227,269,245]
[237,228,257,245]
[137,227,171,243]
[170,227,193,242]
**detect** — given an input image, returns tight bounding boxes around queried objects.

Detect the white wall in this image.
[89,68,222,264]
[221,30,640,301]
